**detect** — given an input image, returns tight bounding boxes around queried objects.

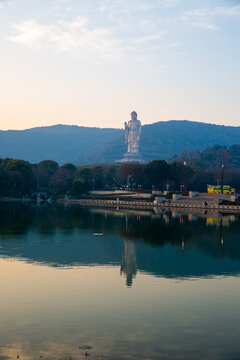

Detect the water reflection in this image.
[121,238,137,287]
[1,203,240,359]
[0,203,240,286]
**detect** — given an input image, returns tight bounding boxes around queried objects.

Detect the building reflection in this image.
[120,216,137,286]
[120,238,137,287]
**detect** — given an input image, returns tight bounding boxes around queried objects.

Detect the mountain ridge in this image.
[2,119,240,132]
[1,120,240,165]
[78,120,240,164]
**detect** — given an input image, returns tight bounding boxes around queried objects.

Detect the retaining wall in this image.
[59,198,240,213]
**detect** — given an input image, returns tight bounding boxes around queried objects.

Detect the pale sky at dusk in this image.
[0,0,239,130]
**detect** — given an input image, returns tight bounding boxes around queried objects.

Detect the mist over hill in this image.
[1,121,240,165]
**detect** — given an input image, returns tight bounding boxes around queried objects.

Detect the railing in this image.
[68,198,240,212]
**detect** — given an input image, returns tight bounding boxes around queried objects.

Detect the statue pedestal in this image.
[116,152,146,164]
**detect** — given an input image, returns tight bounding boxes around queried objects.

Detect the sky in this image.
[0,0,240,130]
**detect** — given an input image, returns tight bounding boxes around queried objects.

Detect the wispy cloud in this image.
[181,5,240,31]
[193,22,219,31]
[9,18,123,60]
[0,0,14,9]
[171,42,183,48]
[131,31,167,44]
[98,0,178,14]
[8,13,169,63]
[184,5,240,18]
[8,0,238,65]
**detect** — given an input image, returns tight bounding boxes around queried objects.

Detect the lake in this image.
[0,202,240,360]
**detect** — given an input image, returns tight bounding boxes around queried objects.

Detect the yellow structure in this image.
[206,217,230,226]
[207,185,235,194]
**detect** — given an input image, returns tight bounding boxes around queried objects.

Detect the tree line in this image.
[0,157,240,198]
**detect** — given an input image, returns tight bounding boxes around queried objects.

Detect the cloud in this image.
[97,0,179,17]
[171,42,183,48]
[131,31,168,44]
[9,20,50,49]
[0,0,14,9]
[96,0,153,16]
[8,18,123,60]
[8,13,169,63]
[184,5,240,18]
[179,5,240,32]
[179,5,240,31]
[193,22,219,31]
[161,0,179,7]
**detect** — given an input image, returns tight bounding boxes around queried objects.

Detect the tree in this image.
[102,165,117,189]
[2,159,36,195]
[121,164,145,188]
[50,163,77,194]
[145,160,171,188]
[38,160,59,173]
[61,163,77,172]
[33,160,59,190]
[170,162,194,190]
[74,167,93,187]
[72,178,89,195]
[91,165,104,190]
[0,167,10,195]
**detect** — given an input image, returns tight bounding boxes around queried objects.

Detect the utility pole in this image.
[127,175,131,189]
[220,164,225,194]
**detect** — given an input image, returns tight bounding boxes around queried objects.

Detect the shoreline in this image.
[57,198,240,214]
[1,196,240,214]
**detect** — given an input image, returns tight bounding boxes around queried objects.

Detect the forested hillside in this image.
[1,121,240,164]
[172,144,240,169]
[79,120,240,164]
[0,125,122,164]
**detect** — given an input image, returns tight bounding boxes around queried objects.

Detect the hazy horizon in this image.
[2,118,240,132]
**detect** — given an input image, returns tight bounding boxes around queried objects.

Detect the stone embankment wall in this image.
[59,198,240,213]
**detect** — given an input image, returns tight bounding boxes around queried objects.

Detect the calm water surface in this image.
[0,203,240,360]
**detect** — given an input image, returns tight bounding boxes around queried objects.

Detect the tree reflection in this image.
[0,203,240,284]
